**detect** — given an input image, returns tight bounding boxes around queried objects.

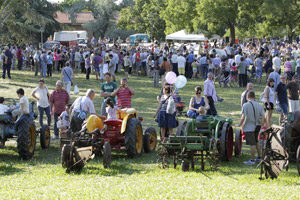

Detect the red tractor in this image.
[61,108,157,172]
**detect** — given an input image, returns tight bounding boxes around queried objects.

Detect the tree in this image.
[160,0,197,35]
[1,0,60,44]
[118,0,166,40]
[260,0,300,41]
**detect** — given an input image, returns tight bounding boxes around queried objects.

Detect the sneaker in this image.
[243,159,255,165]
[52,135,59,140]
[254,157,261,163]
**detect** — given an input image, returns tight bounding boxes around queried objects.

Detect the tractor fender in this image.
[215,121,223,138]
[121,114,136,134]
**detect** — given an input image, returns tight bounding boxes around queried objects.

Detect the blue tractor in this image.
[0,99,51,160]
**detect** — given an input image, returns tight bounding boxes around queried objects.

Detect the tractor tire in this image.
[17,119,36,160]
[61,144,72,168]
[143,127,157,153]
[296,145,300,176]
[103,142,112,168]
[40,125,51,149]
[181,159,190,172]
[219,123,234,161]
[234,130,242,157]
[176,121,187,136]
[125,118,143,158]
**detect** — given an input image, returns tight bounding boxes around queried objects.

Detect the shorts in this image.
[124,65,129,72]
[94,66,100,73]
[264,102,274,110]
[244,131,258,145]
[289,99,300,112]
[278,102,288,114]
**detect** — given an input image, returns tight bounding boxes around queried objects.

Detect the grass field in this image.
[0,70,299,200]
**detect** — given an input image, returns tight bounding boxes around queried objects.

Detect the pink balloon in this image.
[165,72,177,84]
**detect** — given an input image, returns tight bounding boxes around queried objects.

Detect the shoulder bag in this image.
[63,68,73,86]
[249,101,261,134]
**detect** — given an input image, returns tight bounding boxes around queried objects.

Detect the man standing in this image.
[2,46,12,79]
[100,73,118,116]
[92,52,102,81]
[40,50,48,78]
[61,62,76,95]
[199,54,209,80]
[171,51,178,76]
[238,57,248,87]
[31,79,51,129]
[34,50,41,76]
[241,83,254,107]
[287,75,300,113]
[177,53,186,75]
[111,78,136,109]
[272,53,281,74]
[186,51,194,78]
[237,91,264,165]
[275,75,288,124]
[11,46,17,70]
[204,72,220,116]
[16,46,23,70]
[49,80,69,139]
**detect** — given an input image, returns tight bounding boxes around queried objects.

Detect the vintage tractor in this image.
[61,108,158,172]
[157,115,241,171]
[0,99,51,160]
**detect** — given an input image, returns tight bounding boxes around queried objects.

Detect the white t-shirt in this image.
[171,54,178,63]
[32,86,49,108]
[72,96,96,114]
[0,104,9,115]
[272,56,281,71]
[177,56,186,69]
[20,96,30,114]
[106,106,118,120]
[59,111,70,127]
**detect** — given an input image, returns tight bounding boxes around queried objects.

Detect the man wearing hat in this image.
[32,79,51,128]
[287,74,300,113]
[2,46,12,79]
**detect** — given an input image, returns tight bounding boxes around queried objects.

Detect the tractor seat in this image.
[104,119,123,126]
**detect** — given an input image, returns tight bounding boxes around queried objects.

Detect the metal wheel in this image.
[40,125,51,149]
[208,138,220,171]
[103,142,112,168]
[143,127,157,153]
[297,145,300,176]
[157,144,169,169]
[234,130,242,156]
[219,123,234,161]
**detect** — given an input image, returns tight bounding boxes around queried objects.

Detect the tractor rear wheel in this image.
[17,119,36,160]
[181,159,190,172]
[61,144,72,168]
[176,121,187,136]
[296,145,300,176]
[103,142,112,168]
[40,125,51,149]
[125,118,143,158]
[143,127,157,153]
[234,130,242,157]
[219,123,234,161]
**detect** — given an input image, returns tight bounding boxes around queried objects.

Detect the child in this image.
[196,106,207,121]
[106,98,118,120]
[57,104,71,134]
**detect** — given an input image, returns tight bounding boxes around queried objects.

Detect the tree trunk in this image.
[229,24,235,43]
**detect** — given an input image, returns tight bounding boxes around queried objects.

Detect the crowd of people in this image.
[1,37,300,165]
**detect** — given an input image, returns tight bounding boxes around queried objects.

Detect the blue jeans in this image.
[54,113,59,136]
[38,106,51,127]
[201,64,208,79]
[41,63,47,77]
[278,103,288,114]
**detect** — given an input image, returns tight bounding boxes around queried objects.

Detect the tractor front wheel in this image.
[61,144,72,168]
[143,127,157,153]
[296,145,300,176]
[103,142,112,168]
[234,130,242,157]
[40,125,51,149]
[17,121,36,160]
[181,159,190,172]
[125,118,143,158]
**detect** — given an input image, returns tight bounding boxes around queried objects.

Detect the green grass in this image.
[0,70,299,200]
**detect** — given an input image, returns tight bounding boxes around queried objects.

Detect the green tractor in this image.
[158,115,242,171]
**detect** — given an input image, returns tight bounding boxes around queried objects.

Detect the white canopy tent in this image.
[166,29,208,41]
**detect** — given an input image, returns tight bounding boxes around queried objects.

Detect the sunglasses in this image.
[196,92,201,94]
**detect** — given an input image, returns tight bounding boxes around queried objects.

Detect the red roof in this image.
[55,12,94,24]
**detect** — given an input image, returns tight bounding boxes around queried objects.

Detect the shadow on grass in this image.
[0,164,24,176]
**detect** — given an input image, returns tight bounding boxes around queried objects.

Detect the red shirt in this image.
[117,88,132,109]
[49,89,69,114]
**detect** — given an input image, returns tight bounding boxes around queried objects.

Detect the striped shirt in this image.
[49,89,70,115]
[117,88,132,108]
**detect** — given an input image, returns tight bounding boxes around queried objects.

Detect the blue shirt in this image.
[3,50,13,64]
[187,54,194,63]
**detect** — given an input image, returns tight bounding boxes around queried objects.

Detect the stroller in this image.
[218,64,230,87]
[174,90,185,116]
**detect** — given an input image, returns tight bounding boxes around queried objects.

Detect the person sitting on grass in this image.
[0,97,10,115]
[105,98,119,121]
[57,104,71,134]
